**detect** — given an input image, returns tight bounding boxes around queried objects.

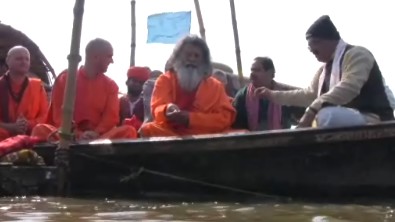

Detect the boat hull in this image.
[5,122,395,200]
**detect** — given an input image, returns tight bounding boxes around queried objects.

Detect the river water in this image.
[1,196,395,221]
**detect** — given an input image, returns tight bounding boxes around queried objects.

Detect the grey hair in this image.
[167,35,212,76]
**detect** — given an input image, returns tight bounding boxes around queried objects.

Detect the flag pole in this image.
[229,0,243,85]
[130,0,136,66]
[56,0,85,196]
[193,0,206,41]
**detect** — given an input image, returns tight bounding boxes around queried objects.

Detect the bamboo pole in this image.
[130,0,136,66]
[56,0,85,196]
[229,0,243,85]
[193,0,206,41]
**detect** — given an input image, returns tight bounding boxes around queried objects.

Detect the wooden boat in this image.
[0,22,55,88]
[2,2,394,202]
[2,121,395,201]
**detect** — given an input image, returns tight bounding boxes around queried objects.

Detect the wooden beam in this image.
[56,0,85,196]
[229,0,243,85]
[130,0,136,66]
[193,0,206,41]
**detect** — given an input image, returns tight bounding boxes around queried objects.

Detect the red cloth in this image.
[127,66,150,82]
[0,135,44,158]
[123,115,143,130]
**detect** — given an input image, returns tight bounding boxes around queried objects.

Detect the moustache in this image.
[185,63,197,68]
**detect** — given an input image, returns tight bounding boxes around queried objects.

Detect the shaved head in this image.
[85,38,112,56]
[6,45,31,76]
[84,38,114,74]
[7,45,30,59]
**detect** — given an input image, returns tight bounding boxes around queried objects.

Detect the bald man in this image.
[32,38,137,141]
[0,46,48,141]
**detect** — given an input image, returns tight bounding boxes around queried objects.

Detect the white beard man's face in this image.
[174,60,206,92]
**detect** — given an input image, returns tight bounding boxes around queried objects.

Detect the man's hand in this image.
[166,103,180,115]
[254,87,273,99]
[16,116,28,133]
[296,109,316,128]
[79,130,100,141]
[166,111,189,127]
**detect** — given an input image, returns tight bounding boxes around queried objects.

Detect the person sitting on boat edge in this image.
[0,46,48,141]
[31,38,138,142]
[139,35,237,137]
[119,66,149,130]
[232,57,304,131]
[142,69,163,124]
[255,15,394,128]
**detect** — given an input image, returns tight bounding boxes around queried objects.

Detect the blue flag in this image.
[147,11,191,44]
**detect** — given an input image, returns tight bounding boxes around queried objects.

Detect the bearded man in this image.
[255,15,394,128]
[139,35,236,137]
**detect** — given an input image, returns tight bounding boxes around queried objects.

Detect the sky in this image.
[1,0,394,93]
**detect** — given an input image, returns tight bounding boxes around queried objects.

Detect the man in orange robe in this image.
[139,35,236,137]
[31,38,137,141]
[0,46,48,141]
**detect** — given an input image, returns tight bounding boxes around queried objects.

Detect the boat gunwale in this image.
[34,121,395,155]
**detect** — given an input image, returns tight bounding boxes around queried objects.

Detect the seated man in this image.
[32,38,137,141]
[142,70,163,123]
[255,15,394,128]
[119,66,150,128]
[140,35,236,137]
[0,46,48,141]
[233,57,304,131]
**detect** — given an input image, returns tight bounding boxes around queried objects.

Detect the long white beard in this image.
[174,64,205,92]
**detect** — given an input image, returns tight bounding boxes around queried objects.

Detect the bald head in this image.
[7,45,30,58]
[85,38,114,73]
[85,38,112,55]
[6,45,31,75]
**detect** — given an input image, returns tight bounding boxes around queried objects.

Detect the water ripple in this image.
[0,197,393,221]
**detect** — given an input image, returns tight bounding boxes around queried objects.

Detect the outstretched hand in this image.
[254,87,273,99]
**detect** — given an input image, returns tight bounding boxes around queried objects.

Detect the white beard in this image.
[174,63,205,92]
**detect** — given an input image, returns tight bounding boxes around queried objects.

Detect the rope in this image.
[73,151,282,200]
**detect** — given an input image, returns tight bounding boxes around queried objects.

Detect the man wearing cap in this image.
[119,67,150,128]
[255,15,394,128]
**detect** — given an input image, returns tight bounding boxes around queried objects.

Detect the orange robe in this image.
[140,71,236,137]
[0,76,48,141]
[31,67,137,141]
